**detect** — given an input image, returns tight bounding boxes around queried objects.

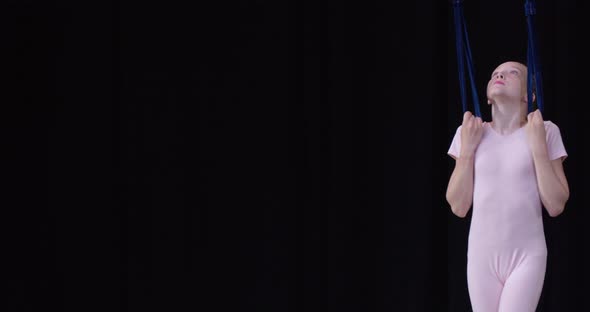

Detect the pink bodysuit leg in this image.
[498,252,546,312]
[467,248,546,312]
[467,255,503,312]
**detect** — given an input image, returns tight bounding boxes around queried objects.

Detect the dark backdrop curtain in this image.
[5,0,588,311]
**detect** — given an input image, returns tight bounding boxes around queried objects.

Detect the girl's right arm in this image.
[446,112,483,218]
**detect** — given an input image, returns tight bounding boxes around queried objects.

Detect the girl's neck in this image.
[490,101,527,134]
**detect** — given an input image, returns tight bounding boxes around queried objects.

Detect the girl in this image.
[446,61,569,311]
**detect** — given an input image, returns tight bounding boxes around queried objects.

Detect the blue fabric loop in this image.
[525,0,544,113]
[453,0,545,117]
[453,1,481,117]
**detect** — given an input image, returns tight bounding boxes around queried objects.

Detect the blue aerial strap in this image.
[453,0,481,117]
[525,0,544,113]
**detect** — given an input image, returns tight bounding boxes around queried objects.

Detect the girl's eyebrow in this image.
[510,67,522,72]
[491,67,522,77]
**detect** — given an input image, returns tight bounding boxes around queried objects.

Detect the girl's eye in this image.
[510,70,519,75]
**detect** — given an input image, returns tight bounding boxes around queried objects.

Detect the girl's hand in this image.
[525,109,548,157]
[460,111,484,156]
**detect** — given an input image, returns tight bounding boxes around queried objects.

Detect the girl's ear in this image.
[524,92,536,104]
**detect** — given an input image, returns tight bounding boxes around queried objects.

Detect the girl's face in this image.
[486,61,529,104]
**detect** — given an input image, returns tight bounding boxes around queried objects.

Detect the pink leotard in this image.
[448,121,567,312]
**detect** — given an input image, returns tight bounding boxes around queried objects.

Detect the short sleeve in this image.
[448,125,462,159]
[544,121,567,161]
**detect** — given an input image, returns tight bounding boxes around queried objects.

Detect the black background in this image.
[5,0,588,311]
